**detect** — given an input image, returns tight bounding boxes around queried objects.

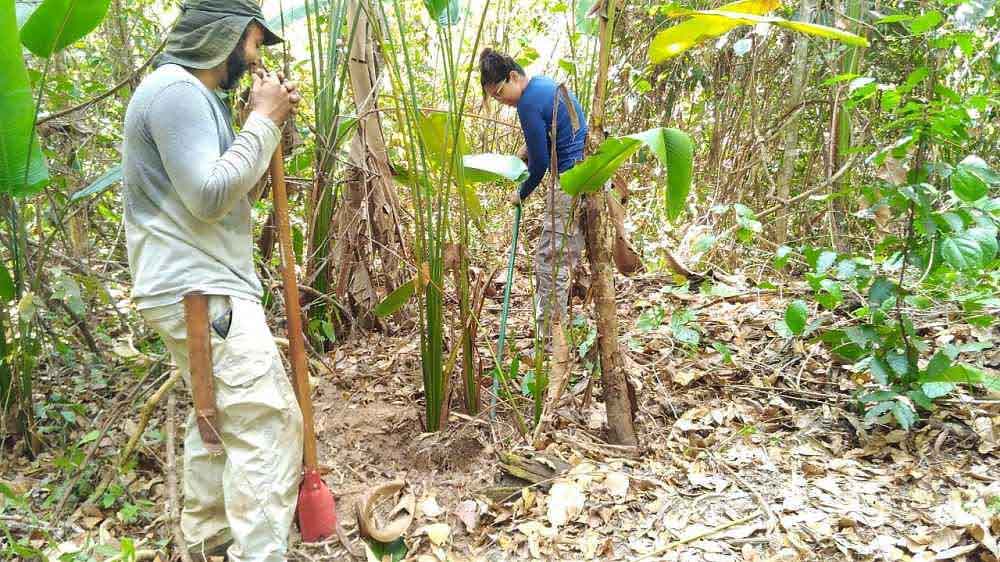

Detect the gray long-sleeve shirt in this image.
[123,64,280,310]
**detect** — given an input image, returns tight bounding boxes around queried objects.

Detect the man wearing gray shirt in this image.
[122,1,303,560]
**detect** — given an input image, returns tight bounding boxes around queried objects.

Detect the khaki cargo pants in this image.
[535,187,584,338]
[142,296,303,562]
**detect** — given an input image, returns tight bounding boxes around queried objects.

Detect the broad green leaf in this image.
[459,181,484,222]
[418,112,467,172]
[951,164,989,202]
[869,356,892,385]
[516,46,540,68]
[919,363,1000,391]
[774,245,793,269]
[864,399,894,424]
[366,536,407,560]
[868,277,896,307]
[924,352,951,378]
[966,227,998,263]
[957,155,1000,184]
[784,300,808,336]
[875,14,914,24]
[70,164,122,203]
[629,128,694,220]
[649,0,779,63]
[80,429,100,444]
[669,310,700,345]
[20,0,112,58]
[859,390,897,403]
[560,128,694,221]
[920,382,954,399]
[423,0,460,26]
[462,153,528,184]
[650,2,869,63]
[575,0,599,35]
[891,400,916,429]
[0,2,48,196]
[266,0,310,29]
[942,236,983,270]
[908,389,935,410]
[886,351,910,377]
[816,250,838,275]
[907,10,942,34]
[374,279,416,317]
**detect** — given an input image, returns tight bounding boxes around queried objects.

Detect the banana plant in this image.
[2,0,112,450]
[561,127,695,221]
[648,0,869,64]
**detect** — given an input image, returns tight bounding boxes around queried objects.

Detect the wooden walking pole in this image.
[270,140,336,541]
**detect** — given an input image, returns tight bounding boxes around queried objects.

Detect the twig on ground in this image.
[635,512,762,561]
[708,451,776,535]
[167,389,194,562]
[85,369,183,509]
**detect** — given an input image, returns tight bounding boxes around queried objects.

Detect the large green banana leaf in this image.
[560,127,694,221]
[20,0,112,58]
[423,0,460,26]
[0,1,48,196]
[649,0,779,63]
[649,0,868,64]
[462,153,528,184]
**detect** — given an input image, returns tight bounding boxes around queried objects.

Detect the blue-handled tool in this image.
[491,204,522,420]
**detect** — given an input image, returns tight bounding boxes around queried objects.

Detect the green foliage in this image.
[0,2,48,196]
[423,0,460,26]
[560,127,694,220]
[668,308,700,346]
[649,0,868,63]
[462,153,529,183]
[69,164,122,203]
[20,0,112,57]
[802,12,1000,429]
[374,278,416,317]
[784,300,808,336]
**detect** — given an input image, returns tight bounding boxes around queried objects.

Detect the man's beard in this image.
[220,46,249,91]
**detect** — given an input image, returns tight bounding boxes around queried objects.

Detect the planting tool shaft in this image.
[491,204,522,420]
[270,141,337,542]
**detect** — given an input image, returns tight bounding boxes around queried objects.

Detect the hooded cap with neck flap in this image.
[156,0,283,70]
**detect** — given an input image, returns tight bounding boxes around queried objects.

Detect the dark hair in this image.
[479,48,524,91]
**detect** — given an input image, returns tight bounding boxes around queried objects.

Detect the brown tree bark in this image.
[581,0,638,446]
[323,0,409,328]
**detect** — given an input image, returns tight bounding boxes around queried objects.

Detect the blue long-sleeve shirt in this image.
[516,76,588,201]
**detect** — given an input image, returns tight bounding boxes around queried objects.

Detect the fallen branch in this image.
[636,512,761,561]
[85,370,182,508]
[167,389,194,562]
[709,451,776,535]
[273,336,335,378]
[37,33,169,126]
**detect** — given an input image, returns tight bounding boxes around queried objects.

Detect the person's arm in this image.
[516,100,550,202]
[147,82,280,223]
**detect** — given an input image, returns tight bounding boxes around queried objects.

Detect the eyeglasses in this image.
[491,79,508,101]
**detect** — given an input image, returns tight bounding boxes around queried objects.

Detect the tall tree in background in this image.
[773,0,813,245]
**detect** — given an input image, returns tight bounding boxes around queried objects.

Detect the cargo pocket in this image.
[213,299,278,389]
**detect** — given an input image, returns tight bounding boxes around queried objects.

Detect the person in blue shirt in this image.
[479,48,589,347]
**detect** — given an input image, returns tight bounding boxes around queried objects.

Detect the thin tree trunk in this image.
[830,0,867,251]
[772,0,813,245]
[583,0,638,446]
